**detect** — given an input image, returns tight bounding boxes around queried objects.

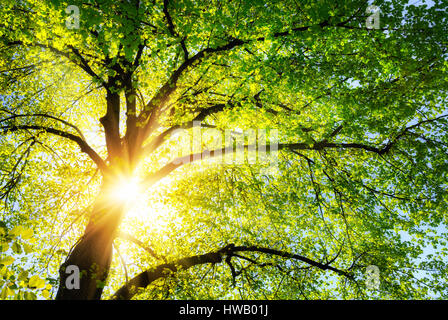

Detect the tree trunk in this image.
[56,185,124,300]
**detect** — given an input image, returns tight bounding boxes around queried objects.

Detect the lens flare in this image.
[109,177,141,204]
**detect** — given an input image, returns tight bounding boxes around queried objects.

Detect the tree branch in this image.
[0,113,87,141]
[135,39,245,149]
[142,110,448,186]
[163,0,189,60]
[1,125,108,173]
[133,16,358,152]
[5,41,106,86]
[142,103,227,155]
[117,231,165,262]
[141,138,395,188]
[111,244,350,300]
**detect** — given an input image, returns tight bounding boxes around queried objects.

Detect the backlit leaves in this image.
[0,0,448,300]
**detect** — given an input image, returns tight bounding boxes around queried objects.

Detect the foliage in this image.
[0,0,447,299]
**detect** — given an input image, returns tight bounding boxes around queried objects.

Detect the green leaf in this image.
[9,226,23,238]
[22,243,33,254]
[0,256,15,266]
[18,271,29,282]
[42,289,50,299]
[28,275,46,289]
[11,242,21,254]
[20,228,33,240]
[24,291,37,300]
[0,286,14,299]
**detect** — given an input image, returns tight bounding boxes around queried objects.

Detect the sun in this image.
[106,175,172,220]
[108,176,141,205]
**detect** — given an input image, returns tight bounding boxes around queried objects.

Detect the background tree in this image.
[0,0,447,300]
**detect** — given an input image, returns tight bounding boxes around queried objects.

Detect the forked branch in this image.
[1,125,108,173]
[111,244,350,300]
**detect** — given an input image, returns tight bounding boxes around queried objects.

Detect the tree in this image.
[0,0,447,300]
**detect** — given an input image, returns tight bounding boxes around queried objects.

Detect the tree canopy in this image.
[0,0,447,300]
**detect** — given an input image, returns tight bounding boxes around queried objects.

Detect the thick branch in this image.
[117,231,165,262]
[142,103,227,155]
[67,45,104,84]
[163,0,189,60]
[135,39,245,148]
[1,125,108,173]
[143,111,448,187]
[5,41,106,86]
[142,139,391,187]
[111,244,350,300]
[123,75,138,166]
[100,91,122,161]
[133,17,356,152]
[0,113,87,141]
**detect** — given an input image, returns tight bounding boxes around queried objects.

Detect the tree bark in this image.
[56,184,124,300]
